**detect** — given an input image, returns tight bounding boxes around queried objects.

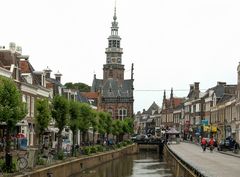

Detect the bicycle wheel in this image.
[17,157,28,170]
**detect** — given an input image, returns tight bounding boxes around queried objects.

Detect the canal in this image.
[71,151,173,177]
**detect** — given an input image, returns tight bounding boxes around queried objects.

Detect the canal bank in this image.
[14,144,138,177]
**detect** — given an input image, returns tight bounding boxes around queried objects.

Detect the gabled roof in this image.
[91,77,133,98]
[146,101,160,114]
[81,92,99,99]
[19,60,35,73]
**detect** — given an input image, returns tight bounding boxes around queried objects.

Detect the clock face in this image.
[112,58,116,63]
[117,58,121,63]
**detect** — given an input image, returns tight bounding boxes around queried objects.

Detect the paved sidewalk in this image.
[169,142,240,177]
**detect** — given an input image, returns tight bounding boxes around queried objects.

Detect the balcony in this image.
[105,48,123,53]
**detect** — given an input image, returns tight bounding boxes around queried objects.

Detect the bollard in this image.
[47,172,53,177]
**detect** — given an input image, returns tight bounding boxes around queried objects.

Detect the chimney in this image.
[55,70,62,83]
[217,81,226,86]
[16,46,22,54]
[9,42,16,52]
[190,84,194,90]
[44,66,52,79]
[194,82,200,91]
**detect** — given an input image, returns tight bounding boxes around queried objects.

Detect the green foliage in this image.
[51,95,69,152]
[89,110,98,133]
[0,76,26,153]
[123,117,134,134]
[64,82,90,92]
[90,146,97,153]
[116,143,122,148]
[57,150,64,160]
[98,111,112,137]
[82,147,91,155]
[36,99,51,136]
[0,158,17,173]
[95,145,104,152]
[78,103,92,139]
[36,156,46,165]
[51,95,69,131]
[0,76,26,126]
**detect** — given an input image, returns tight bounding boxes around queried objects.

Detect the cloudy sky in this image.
[1,0,240,112]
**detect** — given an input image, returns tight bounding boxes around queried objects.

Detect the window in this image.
[113,40,116,47]
[117,41,120,48]
[118,108,127,120]
[107,109,113,116]
[108,40,112,47]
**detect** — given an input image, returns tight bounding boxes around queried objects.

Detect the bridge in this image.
[135,140,164,154]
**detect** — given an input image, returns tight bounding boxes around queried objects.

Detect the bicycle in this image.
[16,151,28,170]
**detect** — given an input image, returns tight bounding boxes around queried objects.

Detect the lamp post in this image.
[224,119,227,139]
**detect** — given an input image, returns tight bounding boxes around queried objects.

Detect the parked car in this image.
[131,134,139,142]
[136,134,149,142]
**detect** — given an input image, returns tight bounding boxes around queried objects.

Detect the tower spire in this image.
[113,0,117,21]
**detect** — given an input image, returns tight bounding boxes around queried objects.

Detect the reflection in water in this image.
[71,151,173,177]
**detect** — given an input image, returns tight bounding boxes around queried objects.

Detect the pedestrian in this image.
[201,137,207,152]
[209,136,214,152]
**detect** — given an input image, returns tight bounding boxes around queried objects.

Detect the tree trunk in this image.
[57,129,63,153]
[5,127,12,172]
[93,130,95,145]
[71,130,76,157]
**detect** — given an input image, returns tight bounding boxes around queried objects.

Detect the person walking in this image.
[201,137,207,152]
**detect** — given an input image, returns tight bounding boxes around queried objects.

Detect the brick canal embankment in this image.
[13,144,138,177]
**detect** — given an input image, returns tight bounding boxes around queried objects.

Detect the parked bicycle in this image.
[16,151,28,170]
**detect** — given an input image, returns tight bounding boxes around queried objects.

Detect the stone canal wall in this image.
[15,144,138,177]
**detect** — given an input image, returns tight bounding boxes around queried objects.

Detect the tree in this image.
[64,82,90,92]
[78,103,92,143]
[89,109,98,145]
[69,100,80,156]
[112,119,124,143]
[0,76,26,169]
[98,111,107,141]
[51,95,69,153]
[105,113,112,141]
[35,99,51,150]
[123,117,134,138]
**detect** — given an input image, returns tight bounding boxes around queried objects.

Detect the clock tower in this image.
[91,5,134,119]
[103,6,124,85]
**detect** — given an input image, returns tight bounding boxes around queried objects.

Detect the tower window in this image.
[117,41,120,48]
[113,40,116,47]
[108,40,112,48]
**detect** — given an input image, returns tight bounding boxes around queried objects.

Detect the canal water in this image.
[71,151,173,177]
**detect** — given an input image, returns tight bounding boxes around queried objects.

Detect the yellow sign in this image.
[211,126,217,133]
